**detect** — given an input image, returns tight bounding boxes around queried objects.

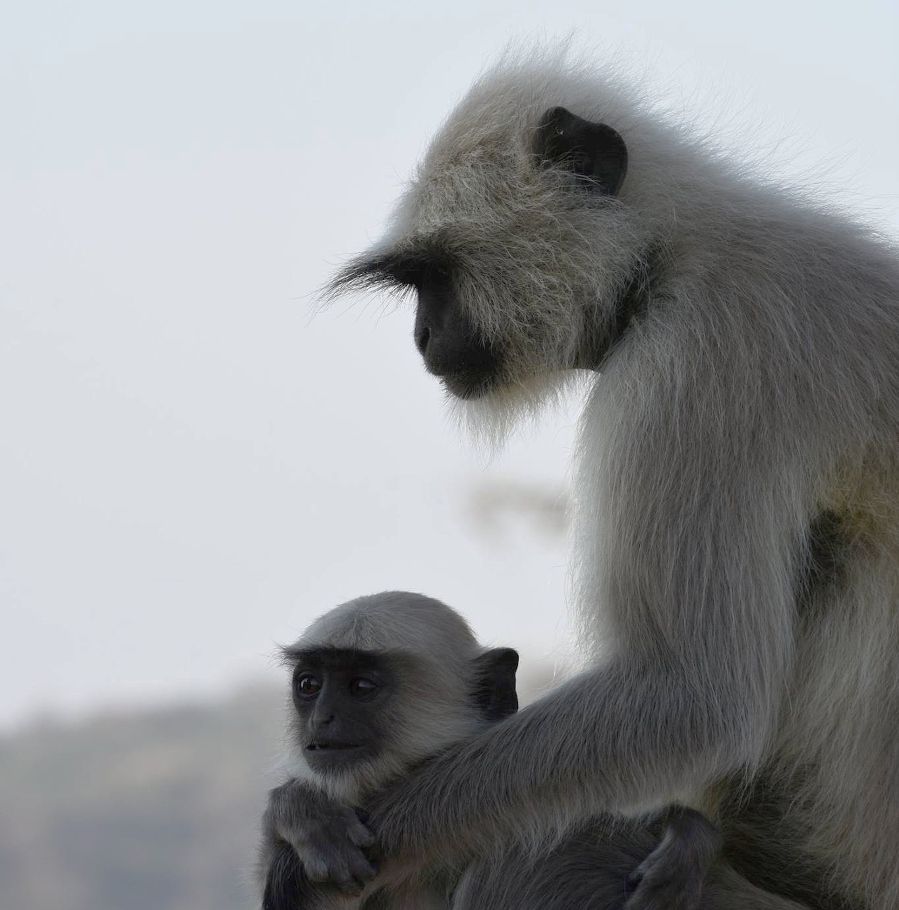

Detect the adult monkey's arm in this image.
[367,341,807,865]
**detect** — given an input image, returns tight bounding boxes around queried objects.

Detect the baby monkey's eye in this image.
[295,673,322,696]
[349,677,378,697]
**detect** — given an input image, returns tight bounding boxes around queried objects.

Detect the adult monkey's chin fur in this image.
[447,369,586,453]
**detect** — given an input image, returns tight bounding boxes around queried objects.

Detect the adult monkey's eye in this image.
[295,673,322,696]
[349,677,378,697]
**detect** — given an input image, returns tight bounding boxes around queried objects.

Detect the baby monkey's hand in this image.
[263,778,378,894]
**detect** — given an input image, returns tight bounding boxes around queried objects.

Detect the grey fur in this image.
[257,592,740,910]
[258,592,482,910]
[330,50,899,909]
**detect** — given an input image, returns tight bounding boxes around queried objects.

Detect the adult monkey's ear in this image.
[535,106,628,196]
[471,647,519,722]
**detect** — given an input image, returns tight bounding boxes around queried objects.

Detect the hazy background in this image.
[1,0,897,906]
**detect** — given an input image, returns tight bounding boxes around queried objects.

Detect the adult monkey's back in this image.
[329,52,899,909]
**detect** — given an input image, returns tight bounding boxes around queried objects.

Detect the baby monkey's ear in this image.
[471,647,519,722]
[534,106,628,196]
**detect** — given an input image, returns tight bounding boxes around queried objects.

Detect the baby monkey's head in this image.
[282,591,518,802]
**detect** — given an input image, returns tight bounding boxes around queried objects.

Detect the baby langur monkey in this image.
[257,592,723,910]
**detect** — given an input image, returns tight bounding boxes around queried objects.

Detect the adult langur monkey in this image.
[258,591,755,910]
[328,53,899,909]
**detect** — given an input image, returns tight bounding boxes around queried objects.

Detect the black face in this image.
[288,649,396,772]
[410,265,503,400]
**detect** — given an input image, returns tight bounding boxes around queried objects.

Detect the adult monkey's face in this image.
[409,258,504,400]
[328,98,632,402]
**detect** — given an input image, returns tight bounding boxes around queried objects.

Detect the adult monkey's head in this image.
[329,56,653,421]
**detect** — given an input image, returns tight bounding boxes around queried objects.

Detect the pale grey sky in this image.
[1,0,897,727]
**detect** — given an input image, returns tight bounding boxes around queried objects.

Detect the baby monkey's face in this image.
[290,648,398,773]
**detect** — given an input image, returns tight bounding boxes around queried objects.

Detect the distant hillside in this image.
[0,686,285,910]
[0,666,564,910]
